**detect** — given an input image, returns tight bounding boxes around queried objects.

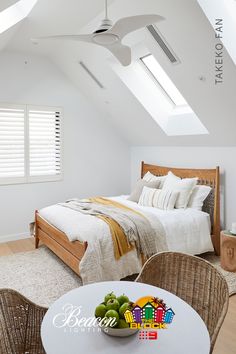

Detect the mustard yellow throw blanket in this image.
[60,197,162,260]
[89,197,144,260]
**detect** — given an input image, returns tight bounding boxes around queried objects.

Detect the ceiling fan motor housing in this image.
[94,19,113,33]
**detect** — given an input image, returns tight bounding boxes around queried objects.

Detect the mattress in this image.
[39,195,213,256]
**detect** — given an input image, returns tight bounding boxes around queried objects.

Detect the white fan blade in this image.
[110,14,164,39]
[106,42,131,66]
[31,34,93,44]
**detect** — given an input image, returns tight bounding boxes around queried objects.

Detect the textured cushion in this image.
[138,186,156,207]
[128,179,160,203]
[187,185,212,210]
[143,171,167,188]
[153,189,179,210]
[162,171,181,187]
[162,171,198,209]
[138,186,179,210]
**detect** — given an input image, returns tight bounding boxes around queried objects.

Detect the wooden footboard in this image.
[35,211,88,276]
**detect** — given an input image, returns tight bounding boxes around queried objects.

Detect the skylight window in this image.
[111,52,209,136]
[140,54,187,106]
[0,0,37,34]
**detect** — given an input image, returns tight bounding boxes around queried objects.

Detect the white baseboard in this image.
[0,232,31,244]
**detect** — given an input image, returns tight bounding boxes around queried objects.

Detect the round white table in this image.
[41,281,210,354]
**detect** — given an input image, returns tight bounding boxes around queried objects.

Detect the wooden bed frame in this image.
[35,162,220,276]
[141,162,220,255]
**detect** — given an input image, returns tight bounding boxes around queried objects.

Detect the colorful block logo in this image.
[124,296,175,331]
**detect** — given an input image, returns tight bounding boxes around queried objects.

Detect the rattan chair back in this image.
[136,252,229,353]
[0,288,47,354]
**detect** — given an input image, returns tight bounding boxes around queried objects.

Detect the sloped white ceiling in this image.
[198,0,236,66]
[0,0,17,12]
[1,0,236,146]
[0,0,24,51]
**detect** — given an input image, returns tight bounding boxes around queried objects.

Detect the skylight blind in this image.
[0,106,25,180]
[29,107,62,179]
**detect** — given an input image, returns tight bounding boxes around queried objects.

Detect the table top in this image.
[41,281,210,354]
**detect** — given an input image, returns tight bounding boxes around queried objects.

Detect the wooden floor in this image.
[0,238,35,256]
[0,238,236,353]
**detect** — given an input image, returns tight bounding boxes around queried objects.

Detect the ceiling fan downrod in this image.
[93,0,113,34]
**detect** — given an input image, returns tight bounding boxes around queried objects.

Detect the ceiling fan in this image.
[32,0,164,66]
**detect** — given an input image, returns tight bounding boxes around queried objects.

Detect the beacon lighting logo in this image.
[52,295,175,341]
[124,296,175,341]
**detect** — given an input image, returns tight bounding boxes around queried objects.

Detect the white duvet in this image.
[39,196,214,284]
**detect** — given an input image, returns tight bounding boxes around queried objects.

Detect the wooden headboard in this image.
[141,161,220,255]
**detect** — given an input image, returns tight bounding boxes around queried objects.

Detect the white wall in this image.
[0,51,130,241]
[131,147,236,229]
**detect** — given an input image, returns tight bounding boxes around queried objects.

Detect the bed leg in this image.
[35,235,39,249]
[35,211,39,249]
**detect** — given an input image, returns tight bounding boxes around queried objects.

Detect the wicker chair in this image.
[0,288,48,354]
[136,252,229,353]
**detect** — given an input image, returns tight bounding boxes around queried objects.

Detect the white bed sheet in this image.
[39,195,213,256]
[39,196,214,283]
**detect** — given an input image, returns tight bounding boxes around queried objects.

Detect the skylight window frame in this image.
[140,54,187,108]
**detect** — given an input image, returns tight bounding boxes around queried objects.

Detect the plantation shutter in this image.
[0,105,25,181]
[29,107,62,179]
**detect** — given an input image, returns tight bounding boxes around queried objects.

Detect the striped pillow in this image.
[143,171,167,188]
[138,186,179,210]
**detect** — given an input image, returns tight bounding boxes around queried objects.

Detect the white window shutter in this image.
[0,105,25,182]
[28,107,62,180]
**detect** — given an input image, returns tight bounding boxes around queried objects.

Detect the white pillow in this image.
[138,186,179,210]
[187,185,212,210]
[162,171,198,209]
[152,189,179,210]
[143,171,167,188]
[128,179,160,203]
[138,186,156,207]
